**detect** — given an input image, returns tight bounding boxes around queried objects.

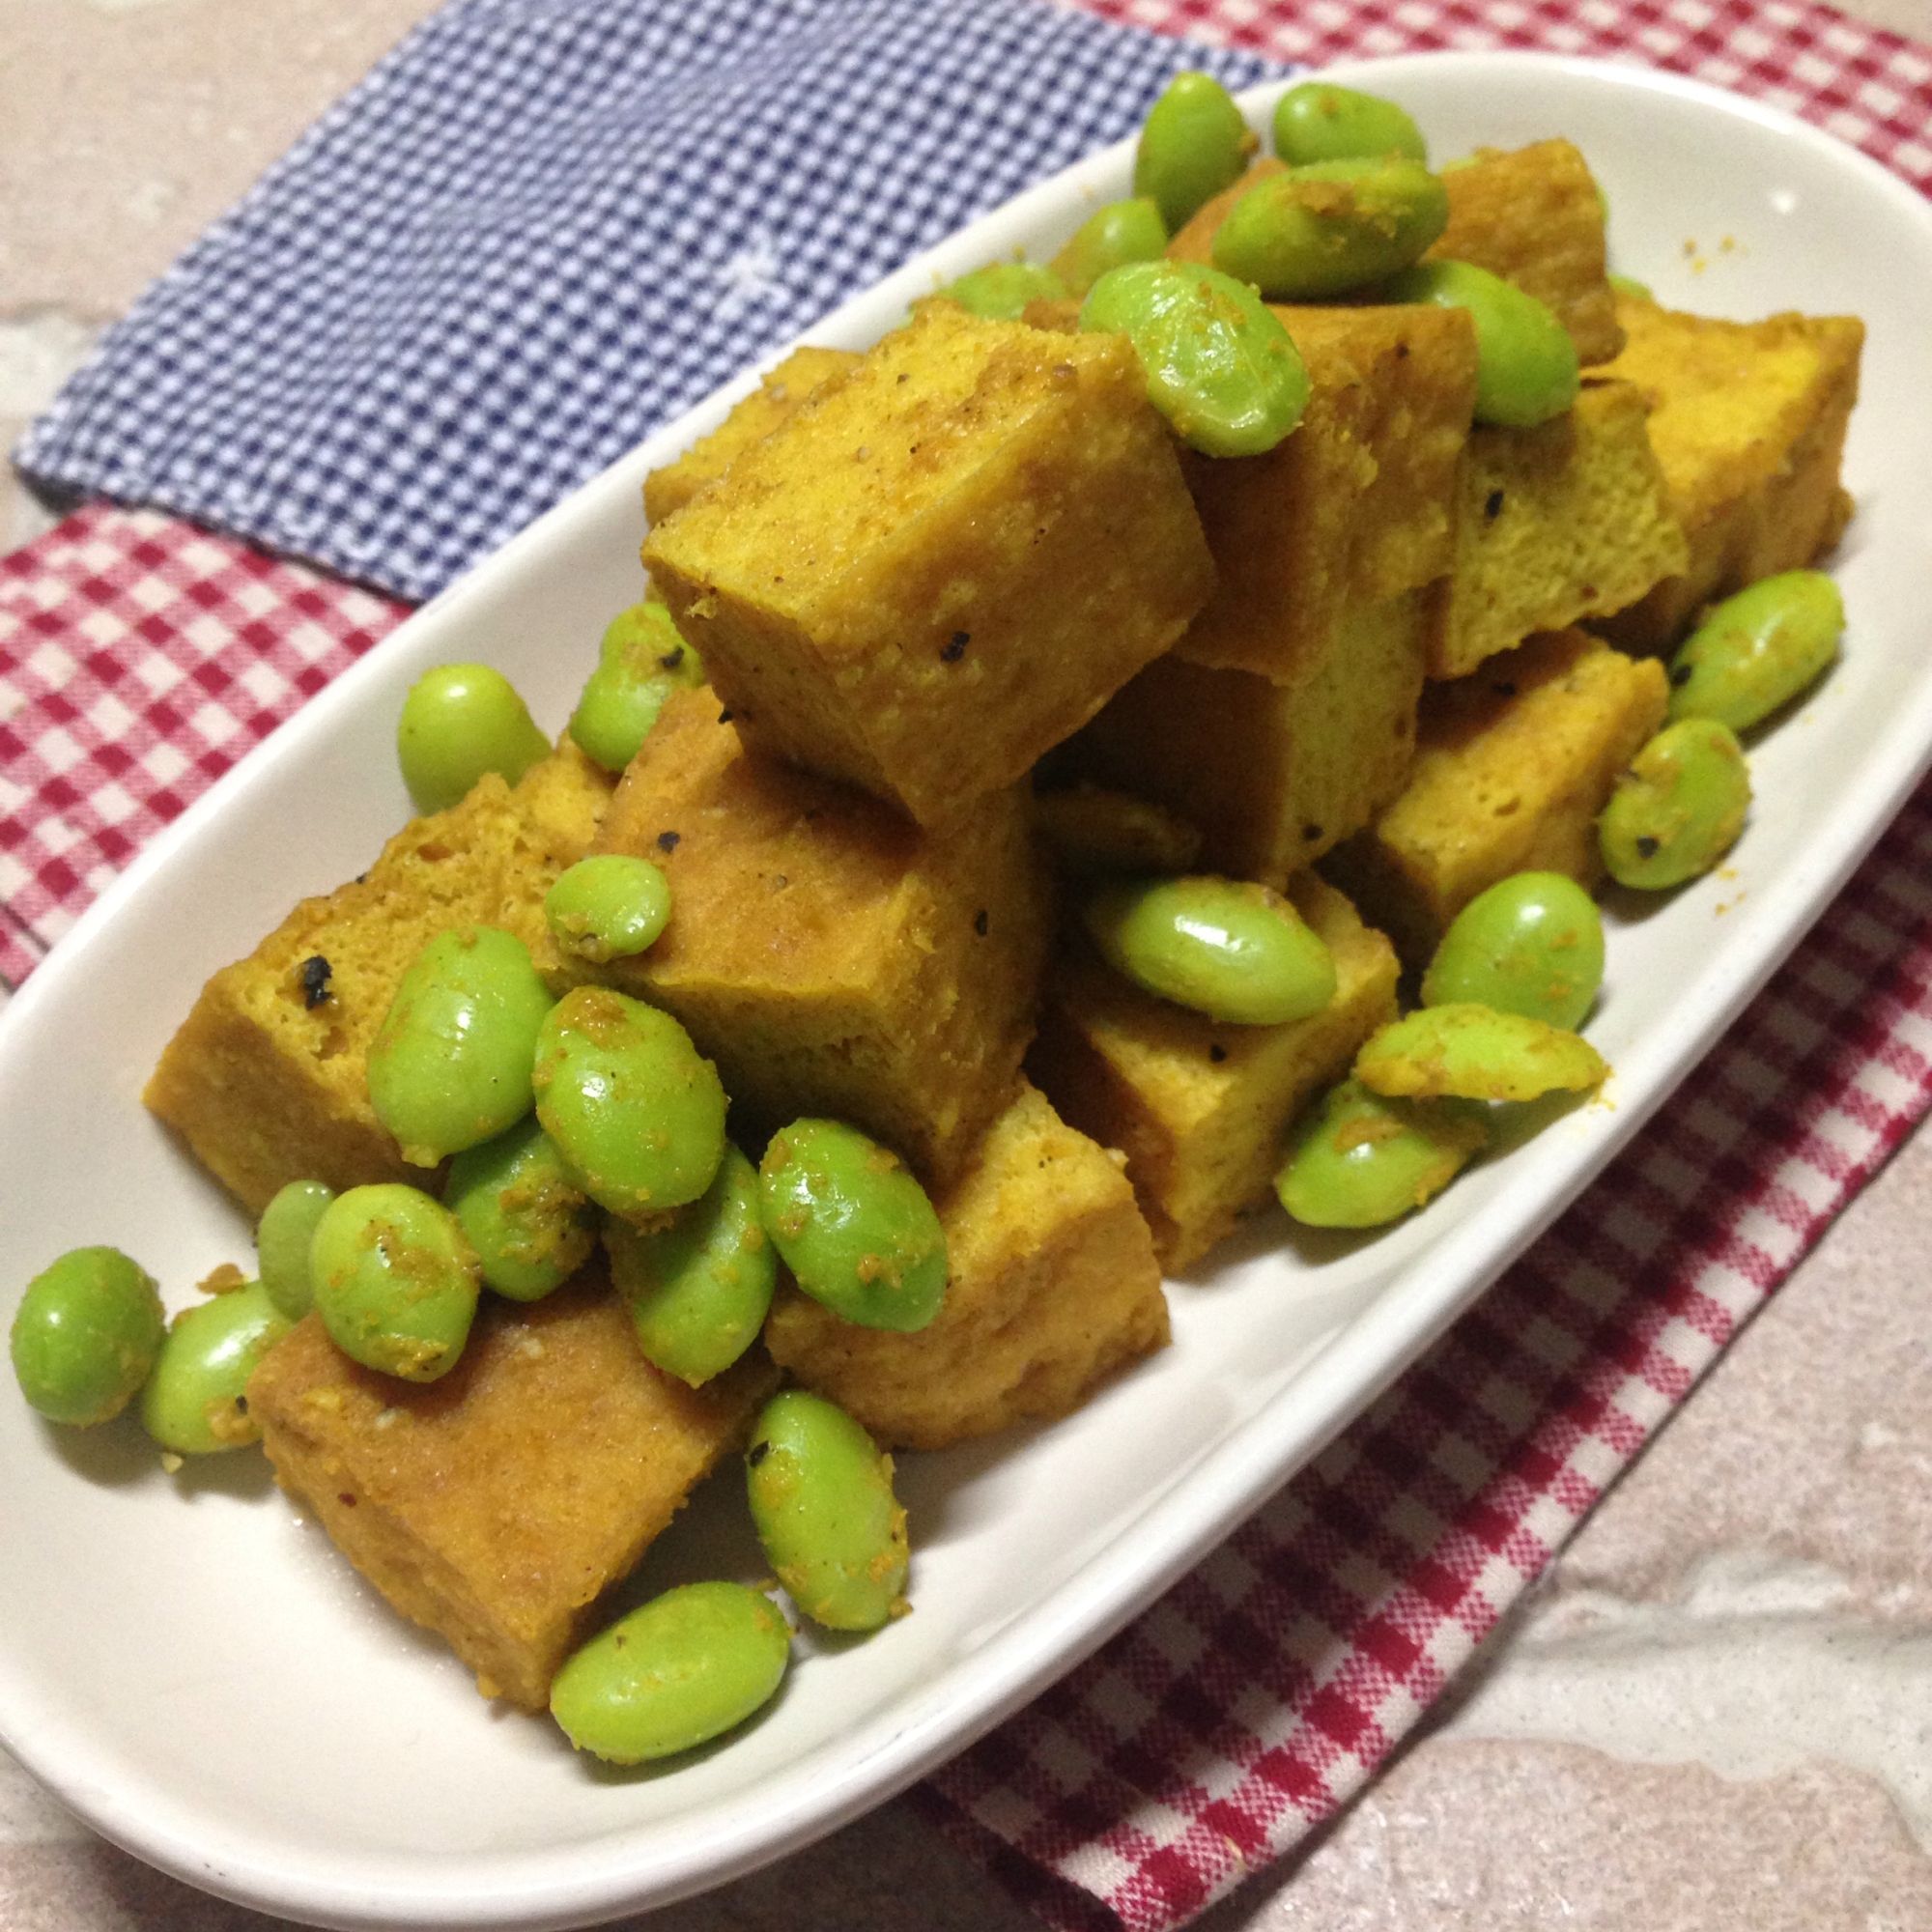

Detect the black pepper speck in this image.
[657,831,681,853]
[299,955,331,1009]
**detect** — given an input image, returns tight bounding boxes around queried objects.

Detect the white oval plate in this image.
[4,50,1931,1932]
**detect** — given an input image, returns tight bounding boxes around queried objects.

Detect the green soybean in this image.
[1050,198,1168,298]
[1422,872,1605,1031]
[1356,1003,1606,1102]
[1666,570,1843,732]
[140,1280,291,1454]
[568,602,704,776]
[606,1145,776,1384]
[397,664,551,814]
[11,1246,165,1427]
[1082,874,1337,1026]
[367,925,554,1166]
[309,1184,481,1382]
[550,1580,790,1764]
[937,260,1067,320]
[1378,258,1579,427]
[1608,271,1654,301]
[758,1119,947,1333]
[1275,1078,1487,1229]
[533,987,727,1219]
[443,1116,595,1302]
[1081,259,1310,458]
[1212,157,1448,299]
[545,854,672,964]
[1272,81,1427,165]
[746,1390,908,1632]
[1133,70,1254,234]
[256,1179,334,1321]
[1600,717,1751,890]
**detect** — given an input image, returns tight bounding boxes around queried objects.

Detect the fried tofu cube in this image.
[1174,302,1477,683]
[1428,139,1624,366]
[641,302,1214,828]
[1058,587,1428,879]
[247,1279,777,1711]
[550,688,1051,1185]
[1426,380,1688,680]
[642,346,862,526]
[1028,875,1400,1270]
[762,1083,1167,1449]
[144,743,613,1214]
[1591,296,1863,651]
[1323,629,1668,966]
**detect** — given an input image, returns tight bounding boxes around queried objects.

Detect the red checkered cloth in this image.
[2,4,1929,1931]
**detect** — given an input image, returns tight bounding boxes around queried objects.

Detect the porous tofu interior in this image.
[763,1084,1168,1449]
[247,1280,777,1713]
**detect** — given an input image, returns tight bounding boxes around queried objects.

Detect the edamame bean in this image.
[443,1116,595,1301]
[606,1145,775,1383]
[568,602,704,776]
[256,1179,333,1321]
[397,664,551,814]
[1133,71,1254,234]
[1050,198,1168,298]
[140,1279,291,1454]
[746,1390,908,1631]
[1082,874,1337,1026]
[1600,717,1751,890]
[1081,260,1310,459]
[533,987,727,1219]
[1211,157,1448,299]
[1421,872,1605,1031]
[937,260,1067,320]
[1272,81,1427,165]
[545,855,671,964]
[758,1119,947,1333]
[1377,259,1579,427]
[1666,570,1843,732]
[1608,271,1654,301]
[1275,1078,1487,1228]
[367,925,554,1166]
[309,1184,481,1381]
[1355,1003,1606,1102]
[10,1246,165,1427]
[550,1580,789,1764]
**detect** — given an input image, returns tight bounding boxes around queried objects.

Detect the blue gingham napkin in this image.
[14,0,1276,605]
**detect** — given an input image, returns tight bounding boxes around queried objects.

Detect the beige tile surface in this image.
[5,2,1932,1928]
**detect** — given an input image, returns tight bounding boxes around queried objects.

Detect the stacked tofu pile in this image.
[143,135,1861,1707]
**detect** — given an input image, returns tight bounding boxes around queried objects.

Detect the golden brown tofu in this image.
[1426,380,1689,680]
[1059,587,1427,879]
[1175,302,1477,683]
[144,743,613,1214]
[1324,628,1669,966]
[642,346,862,527]
[1029,875,1400,1270]
[1592,296,1862,651]
[762,1083,1167,1448]
[248,1279,777,1711]
[552,688,1052,1185]
[1428,139,1624,366]
[641,303,1214,828]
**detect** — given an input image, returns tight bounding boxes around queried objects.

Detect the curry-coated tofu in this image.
[1592,295,1863,651]
[1427,139,1624,366]
[1058,587,1427,878]
[1174,303,1477,683]
[1426,380,1688,680]
[247,1279,777,1712]
[1028,875,1400,1270]
[144,743,613,1215]
[548,688,1052,1185]
[762,1083,1167,1449]
[1323,628,1668,966]
[640,302,1214,828]
[642,345,862,527]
